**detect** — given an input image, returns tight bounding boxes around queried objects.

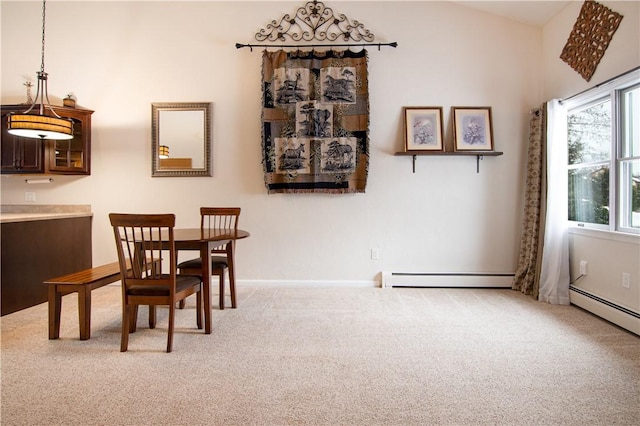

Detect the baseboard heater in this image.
[569,285,640,335]
[382,272,514,289]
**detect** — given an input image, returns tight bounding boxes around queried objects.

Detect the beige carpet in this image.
[1,285,639,425]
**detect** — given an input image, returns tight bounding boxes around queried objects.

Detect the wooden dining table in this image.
[171,228,250,334]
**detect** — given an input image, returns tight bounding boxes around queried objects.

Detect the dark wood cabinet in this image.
[1,104,93,175]
[0,135,43,173]
[1,216,92,316]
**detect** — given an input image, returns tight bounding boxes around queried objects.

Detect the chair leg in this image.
[121,305,133,352]
[130,305,139,333]
[228,266,237,309]
[149,305,157,329]
[167,302,175,353]
[219,271,225,310]
[196,289,203,330]
[177,268,185,309]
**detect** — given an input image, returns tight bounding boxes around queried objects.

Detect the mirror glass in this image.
[152,102,212,177]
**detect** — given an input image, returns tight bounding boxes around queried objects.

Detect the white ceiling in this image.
[246,1,576,28]
[452,1,574,27]
[113,1,575,28]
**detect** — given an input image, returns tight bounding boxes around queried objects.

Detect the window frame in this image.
[617,83,640,233]
[563,68,640,236]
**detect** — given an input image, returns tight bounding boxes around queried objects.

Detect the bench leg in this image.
[78,286,91,340]
[48,286,62,340]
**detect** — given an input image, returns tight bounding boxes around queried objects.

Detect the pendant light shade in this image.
[6,0,74,140]
[7,112,73,140]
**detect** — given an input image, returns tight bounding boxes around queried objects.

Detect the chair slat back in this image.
[200,207,240,231]
[200,208,240,254]
[109,213,176,289]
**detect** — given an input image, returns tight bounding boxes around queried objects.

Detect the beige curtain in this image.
[512,105,547,297]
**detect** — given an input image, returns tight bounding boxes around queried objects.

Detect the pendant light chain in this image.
[5,0,74,140]
[40,0,46,74]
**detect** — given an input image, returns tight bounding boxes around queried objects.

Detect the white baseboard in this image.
[109,280,380,289]
[570,287,640,335]
[242,274,515,289]
[238,279,379,288]
[382,271,514,288]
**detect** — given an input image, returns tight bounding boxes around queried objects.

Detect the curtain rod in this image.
[560,65,640,104]
[235,42,397,51]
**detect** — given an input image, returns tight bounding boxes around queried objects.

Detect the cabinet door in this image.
[50,136,84,171]
[46,107,92,175]
[0,111,44,173]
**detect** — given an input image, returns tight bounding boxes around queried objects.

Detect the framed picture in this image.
[403,107,444,151]
[452,107,494,151]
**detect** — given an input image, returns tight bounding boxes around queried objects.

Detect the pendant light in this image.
[7,0,73,140]
[159,145,170,159]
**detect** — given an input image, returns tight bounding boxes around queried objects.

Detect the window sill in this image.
[569,225,640,245]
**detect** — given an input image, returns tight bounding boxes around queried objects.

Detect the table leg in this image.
[202,241,212,334]
[227,241,237,308]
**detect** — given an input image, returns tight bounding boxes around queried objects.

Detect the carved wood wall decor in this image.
[560,0,623,82]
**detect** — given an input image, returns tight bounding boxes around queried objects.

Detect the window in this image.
[619,84,640,231]
[565,69,640,234]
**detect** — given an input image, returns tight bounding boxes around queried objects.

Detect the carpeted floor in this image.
[1,285,639,425]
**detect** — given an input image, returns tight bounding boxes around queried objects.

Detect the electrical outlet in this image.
[370,248,380,260]
[622,272,630,289]
[24,191,36,202]
[579,260,588,276]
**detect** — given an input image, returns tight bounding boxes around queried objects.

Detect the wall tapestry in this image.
[261,49,369,194]
[560,0,623,82]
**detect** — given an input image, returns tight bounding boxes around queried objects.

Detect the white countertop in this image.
[0,205,92,223]
[0,212,93,223]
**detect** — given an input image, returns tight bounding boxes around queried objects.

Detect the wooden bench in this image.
[44,261,147,340]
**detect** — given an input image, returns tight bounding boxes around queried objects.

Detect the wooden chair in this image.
[178,207,241,310]
[109,213,203,352]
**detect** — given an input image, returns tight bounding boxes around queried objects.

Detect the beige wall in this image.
[1,1,542,286]
[542,0,640,324]
[7,1,636,300]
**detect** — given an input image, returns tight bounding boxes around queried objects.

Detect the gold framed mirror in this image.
[152,102,212,177]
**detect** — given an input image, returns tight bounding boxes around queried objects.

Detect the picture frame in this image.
[452,107,494,152]
[403,106,444,151]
